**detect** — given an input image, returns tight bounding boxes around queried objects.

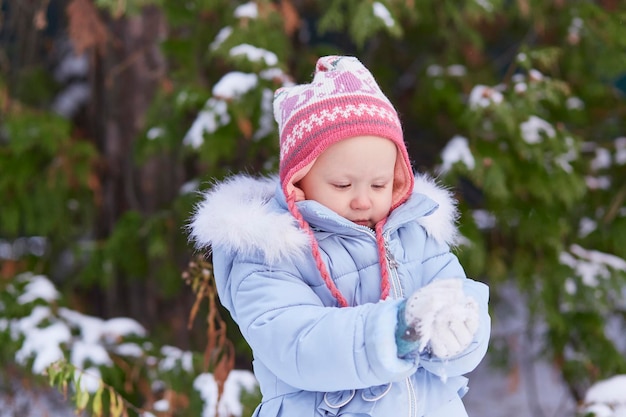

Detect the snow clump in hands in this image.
[396,279,479,359]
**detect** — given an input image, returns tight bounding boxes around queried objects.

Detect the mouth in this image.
[353,220,371,227]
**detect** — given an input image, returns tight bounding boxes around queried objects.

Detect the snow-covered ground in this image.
[2,274,625,417]
[4,354,624,417]
[0,354,582,417]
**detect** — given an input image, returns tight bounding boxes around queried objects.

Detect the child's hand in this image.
[395,279,479,359]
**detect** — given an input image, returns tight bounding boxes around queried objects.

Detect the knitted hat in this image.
[274,55,414,209]
[273,56,415,307]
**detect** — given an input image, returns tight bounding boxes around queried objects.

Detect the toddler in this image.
[190,55,490,417]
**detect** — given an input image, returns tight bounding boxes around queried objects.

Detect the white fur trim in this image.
[188,175,310,264]
[413,174,460,246]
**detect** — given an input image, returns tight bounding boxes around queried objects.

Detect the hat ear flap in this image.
[391,151,414,209]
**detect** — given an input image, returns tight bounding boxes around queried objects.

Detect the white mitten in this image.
[403,279,465,348]
[399,279,479,359]
[429,297,479,358]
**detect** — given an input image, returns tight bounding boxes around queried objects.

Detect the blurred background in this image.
[1,0,625,416]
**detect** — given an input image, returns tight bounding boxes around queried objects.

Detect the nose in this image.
[350,191,372,210]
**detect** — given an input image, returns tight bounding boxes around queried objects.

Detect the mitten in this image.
[395,300,420,358]
[395,279,464,358]
[395,279,479,359]
[429,297,479,358]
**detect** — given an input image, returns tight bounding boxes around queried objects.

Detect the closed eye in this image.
[333,184,350,189]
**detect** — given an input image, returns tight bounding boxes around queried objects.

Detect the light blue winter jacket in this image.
[189,174,490,417]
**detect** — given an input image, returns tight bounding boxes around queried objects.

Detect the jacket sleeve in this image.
[214,247,417,392]
[413,237,491,378]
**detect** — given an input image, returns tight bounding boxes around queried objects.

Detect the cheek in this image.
[309,188,343,211]
[324,193,350,213]
[377,191,394,210]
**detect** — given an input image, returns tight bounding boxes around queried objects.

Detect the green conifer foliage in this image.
[2,0,626,414]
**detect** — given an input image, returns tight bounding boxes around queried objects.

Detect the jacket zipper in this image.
[384,235,417,417]
[406,377,417,417]
[383,236,403,300]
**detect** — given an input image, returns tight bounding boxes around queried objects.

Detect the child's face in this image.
[298,135,397,228]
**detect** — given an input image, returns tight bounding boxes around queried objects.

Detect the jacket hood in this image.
[188,174,460,263]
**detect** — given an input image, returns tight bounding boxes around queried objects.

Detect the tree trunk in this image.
[82,5,189,342]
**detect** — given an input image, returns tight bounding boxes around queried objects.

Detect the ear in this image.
[292,184,306,202]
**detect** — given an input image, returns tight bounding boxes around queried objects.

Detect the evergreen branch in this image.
[45,359,144,417]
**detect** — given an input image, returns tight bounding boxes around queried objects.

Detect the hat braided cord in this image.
[375,220,391,300]
[286,191,349,307]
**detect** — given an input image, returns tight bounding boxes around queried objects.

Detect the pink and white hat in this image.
[274,55,414,209]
